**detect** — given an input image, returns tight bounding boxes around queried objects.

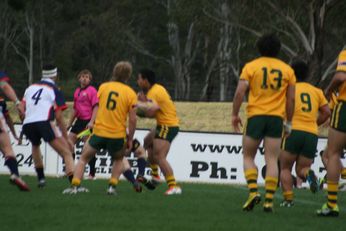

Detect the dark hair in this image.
[139,68,156,85]
[291,60,309,82]
[42,64,57,71]
[257,33,281,57]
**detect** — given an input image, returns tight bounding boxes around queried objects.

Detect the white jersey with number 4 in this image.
[22,78,67,125]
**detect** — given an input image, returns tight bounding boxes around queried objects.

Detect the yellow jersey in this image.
[93,81,137,138]
[292,82,328,135]
[146,84,179,126]
[336,50,346,101]
[240,57,296,118]
[328,92,338,110]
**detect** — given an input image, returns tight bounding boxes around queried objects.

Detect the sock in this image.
[150,164,159,178]
[341,168,346,179]
[109,177,118,187]
[165,175,177,188]
[137,158,147,176]
[283,191,294,202]
[71,178,81,187]
[244,169,258,196]
[264,176,278,206]
[88,156,97,176]
[35,167,45,181]
[123,169,136,185]
[327,180,338,208]
[5,156,19,176]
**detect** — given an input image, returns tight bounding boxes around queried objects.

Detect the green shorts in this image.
[281,130,318,159]
[330,101,346,133]
[155,125,179,143]
[245,115,283,139]
[88,134,125,159]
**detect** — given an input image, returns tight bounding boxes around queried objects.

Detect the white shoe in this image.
[164,186,182,195]
[77,186,89,193]
[107,186,117,195]
[62,186,89,194]
[62,186,77,194]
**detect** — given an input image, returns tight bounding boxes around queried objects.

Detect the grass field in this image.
[1,175,345,231]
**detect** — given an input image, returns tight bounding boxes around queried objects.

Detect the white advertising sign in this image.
[1,126,345,184]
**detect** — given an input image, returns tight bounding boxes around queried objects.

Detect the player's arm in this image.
[283,84,295,136]
[285,84,295,123]
[87,104,98,129]
[4,112,19,140]
[0,81,20,105]
[232,80,248,132]
[144,103,160,118]
[127,106,137,152]
[136,101,160,118]
[55,109,69,140]
[67,108,76,129]
[317,104,331,126]
[325,71,346,99]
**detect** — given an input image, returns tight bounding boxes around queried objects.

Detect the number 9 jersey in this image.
[22,78,67,125]
[93,81,137,139]
[240,57,296,119]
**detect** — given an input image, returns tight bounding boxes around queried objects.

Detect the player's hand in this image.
[125,139,133,154]
[86,122,94,129]
[137,91,147,101]
[232,115,243,133]
[283,121,292,138]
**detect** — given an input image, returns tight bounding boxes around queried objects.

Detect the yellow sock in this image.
[283,191,294,202]
[109,177,118,186]
[327,180,338,208]
[71,178,81,187]
[341,168,346,179]
[151,164,159,178]
[264,176,278,206]
[244,168,258,196]
[165,175,177,188]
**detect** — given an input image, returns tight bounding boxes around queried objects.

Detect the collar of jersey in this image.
[40,78,55,84]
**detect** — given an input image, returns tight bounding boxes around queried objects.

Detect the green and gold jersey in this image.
[240,57,296,119]
[93,81,137,138]
[147,84,179,126]
[292,82,328,135]
[336,50,346,101]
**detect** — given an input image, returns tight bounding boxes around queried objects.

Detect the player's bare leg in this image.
[279,151,296,207]
[242,136,261,211]
[262,137,281,212]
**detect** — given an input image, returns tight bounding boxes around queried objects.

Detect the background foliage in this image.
[1,0,345,101]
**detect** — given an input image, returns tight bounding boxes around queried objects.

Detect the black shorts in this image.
[23,121,57,145]
[71,119,90,134]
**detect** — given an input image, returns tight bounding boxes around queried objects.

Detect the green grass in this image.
[0,175,345,231]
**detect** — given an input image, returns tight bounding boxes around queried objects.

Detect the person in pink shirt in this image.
[67,69,99,179]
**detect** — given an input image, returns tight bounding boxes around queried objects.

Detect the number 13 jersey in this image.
[240,57,296,119]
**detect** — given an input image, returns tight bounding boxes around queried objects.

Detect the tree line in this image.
[0,0,345,101]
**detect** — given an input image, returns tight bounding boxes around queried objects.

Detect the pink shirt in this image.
[73,85,98,120]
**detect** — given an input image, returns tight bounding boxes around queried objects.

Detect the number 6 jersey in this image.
[22,78,67,125]
[93,81,137,138]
